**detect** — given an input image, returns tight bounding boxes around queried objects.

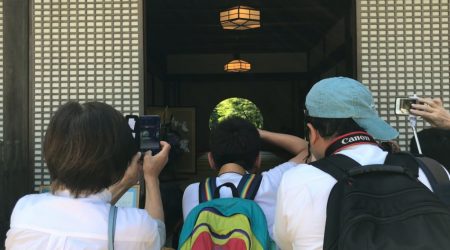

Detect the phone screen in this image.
[139,115,161,152]
[395,98,418,115]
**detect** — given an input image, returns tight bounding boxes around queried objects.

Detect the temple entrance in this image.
[144,0,356,152]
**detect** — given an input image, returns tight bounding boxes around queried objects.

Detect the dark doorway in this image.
[143,0,356,156]
[144,0,356,147]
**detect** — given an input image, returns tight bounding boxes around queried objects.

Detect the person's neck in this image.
[218,163,247,176]
[324,131,378,157]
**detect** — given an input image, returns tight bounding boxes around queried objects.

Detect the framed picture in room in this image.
[145,106,196,174]
[115,184,140,208]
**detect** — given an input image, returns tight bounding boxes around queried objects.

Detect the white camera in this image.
[395,96,419,115]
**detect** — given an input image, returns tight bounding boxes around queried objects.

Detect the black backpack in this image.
[310,152,450,250]
[415,156,450,206]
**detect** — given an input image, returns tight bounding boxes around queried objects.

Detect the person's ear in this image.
[307,123,319,144]
[207,152,216,170]
[254,153,261,169]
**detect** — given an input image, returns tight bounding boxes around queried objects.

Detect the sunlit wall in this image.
[32,0,143,190]
[358,0,450,149]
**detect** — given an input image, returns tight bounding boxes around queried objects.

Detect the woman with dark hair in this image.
[6,101,170,250]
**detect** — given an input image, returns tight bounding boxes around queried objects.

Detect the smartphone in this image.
[125,115,161,152]
[139,115,161,152]
[395,97,418,115]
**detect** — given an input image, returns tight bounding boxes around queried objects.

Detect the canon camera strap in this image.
[324,131,379,157]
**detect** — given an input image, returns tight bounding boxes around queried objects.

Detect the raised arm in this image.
[259,129,309,164]
[142,141,171,222]
[411,98,450,130]
[109,152,143,205]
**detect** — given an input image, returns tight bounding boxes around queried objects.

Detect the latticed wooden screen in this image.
[358,0,450,149]
[0,1,4,141]
[32,0,143,189]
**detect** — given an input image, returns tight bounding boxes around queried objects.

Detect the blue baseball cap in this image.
[305,77,398,140]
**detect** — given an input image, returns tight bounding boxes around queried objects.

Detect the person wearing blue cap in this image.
[272,77,446,250]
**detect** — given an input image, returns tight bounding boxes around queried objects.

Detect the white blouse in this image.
[6,189,165,250]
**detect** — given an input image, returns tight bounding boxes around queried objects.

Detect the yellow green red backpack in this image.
[178,174,272,250]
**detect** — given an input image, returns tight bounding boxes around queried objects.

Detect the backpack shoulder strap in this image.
[384,152,419,177]
[310,154,361,180]
[417,157,450,186]
[198,177,217,203]
[237,174,263,200]
[416,157,450,205]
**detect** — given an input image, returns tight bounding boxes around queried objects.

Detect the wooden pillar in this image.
[0,0,31,246]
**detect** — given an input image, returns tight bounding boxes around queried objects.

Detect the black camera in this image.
[126,115,161,152]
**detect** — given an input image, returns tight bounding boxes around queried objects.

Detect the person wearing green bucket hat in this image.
[273,77,447,250]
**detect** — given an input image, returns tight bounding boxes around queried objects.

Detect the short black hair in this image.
[209,117,260,171]
[305,116,365,140]
[410,128,450,171]
[44,101,137,197]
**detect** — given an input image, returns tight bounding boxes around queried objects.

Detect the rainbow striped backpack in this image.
[178,174,271,250]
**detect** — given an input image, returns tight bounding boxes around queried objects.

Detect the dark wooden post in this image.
[0,0,31,246]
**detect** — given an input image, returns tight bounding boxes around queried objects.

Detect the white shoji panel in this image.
[358,0,450,150]
[32,0,142,190]
[0,1,3,141]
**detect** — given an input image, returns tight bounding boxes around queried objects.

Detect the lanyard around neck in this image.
[324,131,379,157]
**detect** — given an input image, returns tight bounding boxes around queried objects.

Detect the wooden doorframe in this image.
[1,0,31,246]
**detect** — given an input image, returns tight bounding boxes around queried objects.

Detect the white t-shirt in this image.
[182,161,297,240]
[6,189,165,250]
[273,144,449,250]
